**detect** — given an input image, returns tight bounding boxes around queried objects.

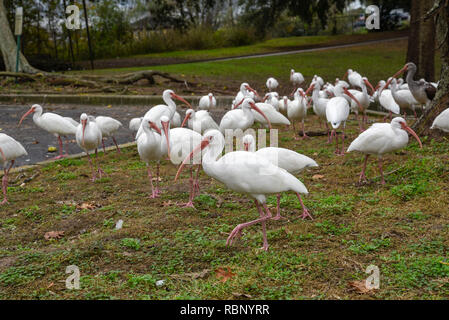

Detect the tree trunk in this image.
[0,0,38,73]
[413,1,449,136]
[406,0,421,67]
[418,0,436,81]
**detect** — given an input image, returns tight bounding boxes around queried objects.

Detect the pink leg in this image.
[339,127,346,156]
[155,162,161,195]
[1,161,14,205]
[180,167,195,208]
[95,149,105,178]
[112,137,121,154]
[227,200,271,250]
[86,152,96,182]
[291,122,300,140]
[52,136,67,160]
[102,139,107,154]
[378,158,386,185]
[333,130,340,155]
[301,120,309,139]
[296,193,313,220]
[413,109,418,120]
[326,123,332,144]
[272,194,287,221]
[64,138,70,156]
[193,165,200,195]
[359,155,369,183]
[147,165,159,198]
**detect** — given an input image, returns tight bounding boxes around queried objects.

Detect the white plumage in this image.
[431,108,449,133]
[266,77,279,92]
[182,109,219,134]
[287,88,308,139]
[219,98,271,133]
[253,102,290,127]
[129,117,143,132]
[95,116,123,153]
[198,93,217,110]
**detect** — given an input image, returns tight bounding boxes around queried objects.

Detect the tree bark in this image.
[418,0,436,81]
[0,0,38,73]
[413,0,449,136]
[406,0,420,69]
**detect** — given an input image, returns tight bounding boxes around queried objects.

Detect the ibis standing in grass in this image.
[242,134,317,220]
[0,134,27,205]
[175,129,309,251]
[198,93,216,110]
[347,117,422,185]
[76,114,104,182]
[95,116,123,153]
[431,108,449,133]
[18,104,77,159]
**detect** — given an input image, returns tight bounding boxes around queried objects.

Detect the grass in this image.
[79,39,441,93]
[1,113,448,300]
[128,31,404,61]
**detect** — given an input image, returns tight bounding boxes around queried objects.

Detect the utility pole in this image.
[82,0,94,70]
[14,6,23,73]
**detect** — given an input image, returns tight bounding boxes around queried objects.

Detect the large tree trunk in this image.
[406,0,435,80]
[0,0,37,73]
[413,1,449,136]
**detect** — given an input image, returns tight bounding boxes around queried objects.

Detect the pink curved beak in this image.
[81,119,87,146]
[18,108,35,126]
[400,122,423,148]
[234,98,244,109]
[250,102,272,129]
[171,93,192,109]
[181,113,191,128]
[344,88,362,111]
[305,84,315,96]
[175,138,209,182]
[384,65,409,91]
[149,121,161,134]
[364,79,376,95]
[243,142,250,151]
[209,95,213,105]
[343,71,348,80]
[161,121,171,160]
[245,85,260,99]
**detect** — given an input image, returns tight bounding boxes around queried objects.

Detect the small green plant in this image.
[315,220,351,235]
[19,206,41,222]
[408,211,430,221]
[127,274,155,288]
[121,238,141,251]
[195,194,216,207]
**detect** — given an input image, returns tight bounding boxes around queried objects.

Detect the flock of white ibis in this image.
[1,62,447,250]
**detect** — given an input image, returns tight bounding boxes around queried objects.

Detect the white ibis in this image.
[242,134,317,220]
[137,89,192,138]
[374,80,400,122]
[137,117,170,198]
[348,77,375,131]
[389,62,437,106]
[347,117,422,185]
[278,96,291,117]
[252,102,290,128]
[219,98,271,133]
[344,69,363,89]
[290,69,305,95]
[160,116,203,208]
[431,108,449,133]
[287,88,308,140]
[76,113,104,182]
[309,81,331,143]
[266,77,279,92]
[95,116,123,153]
[235,83,260,103]
[262,92,279,111]
[171,111,182,128]
[175,129,309,251]
[18,104,77,159]
[129,117,143,133]
[390,78,421,119]
[326,82,362,155]
[312,75,324,88]
[198,93,216,110]
[181,109,219,134]
[0,133,27,205]
[64,117,79,127]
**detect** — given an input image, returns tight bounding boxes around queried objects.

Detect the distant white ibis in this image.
[262,92,279,111]
[160,116,203,208]
[390,78,421,119]
[278,96,291,117]
[348,77,375,131]
[347,117,422,185]
[137,117,169,198]
[252,102,290,128]
[199,93,216,110]
[290,69,305,95]
[220,98,271,133]
[344,69,363,89]
[266,77,279,92]
[0,133,27,205]
[76,113,104,182]
[389,62,437,106]
[287,88,308,140]
[431,108,449,133]
[19,104,77,159]
[137,89,192,139]
[242,134,317,220]
[171,111,182,128]
[326,82,362,155]
[235,83,260,103]
[309,81,331,143]
[181,109,219,134]
[129,117,143,133]
[374,80,400,122]
[175,129,309,251]
[95,116,123,154]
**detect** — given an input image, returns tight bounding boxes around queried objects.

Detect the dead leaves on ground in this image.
[44,231,65,240]
[215,267,236,283]
[348,280,377,294]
